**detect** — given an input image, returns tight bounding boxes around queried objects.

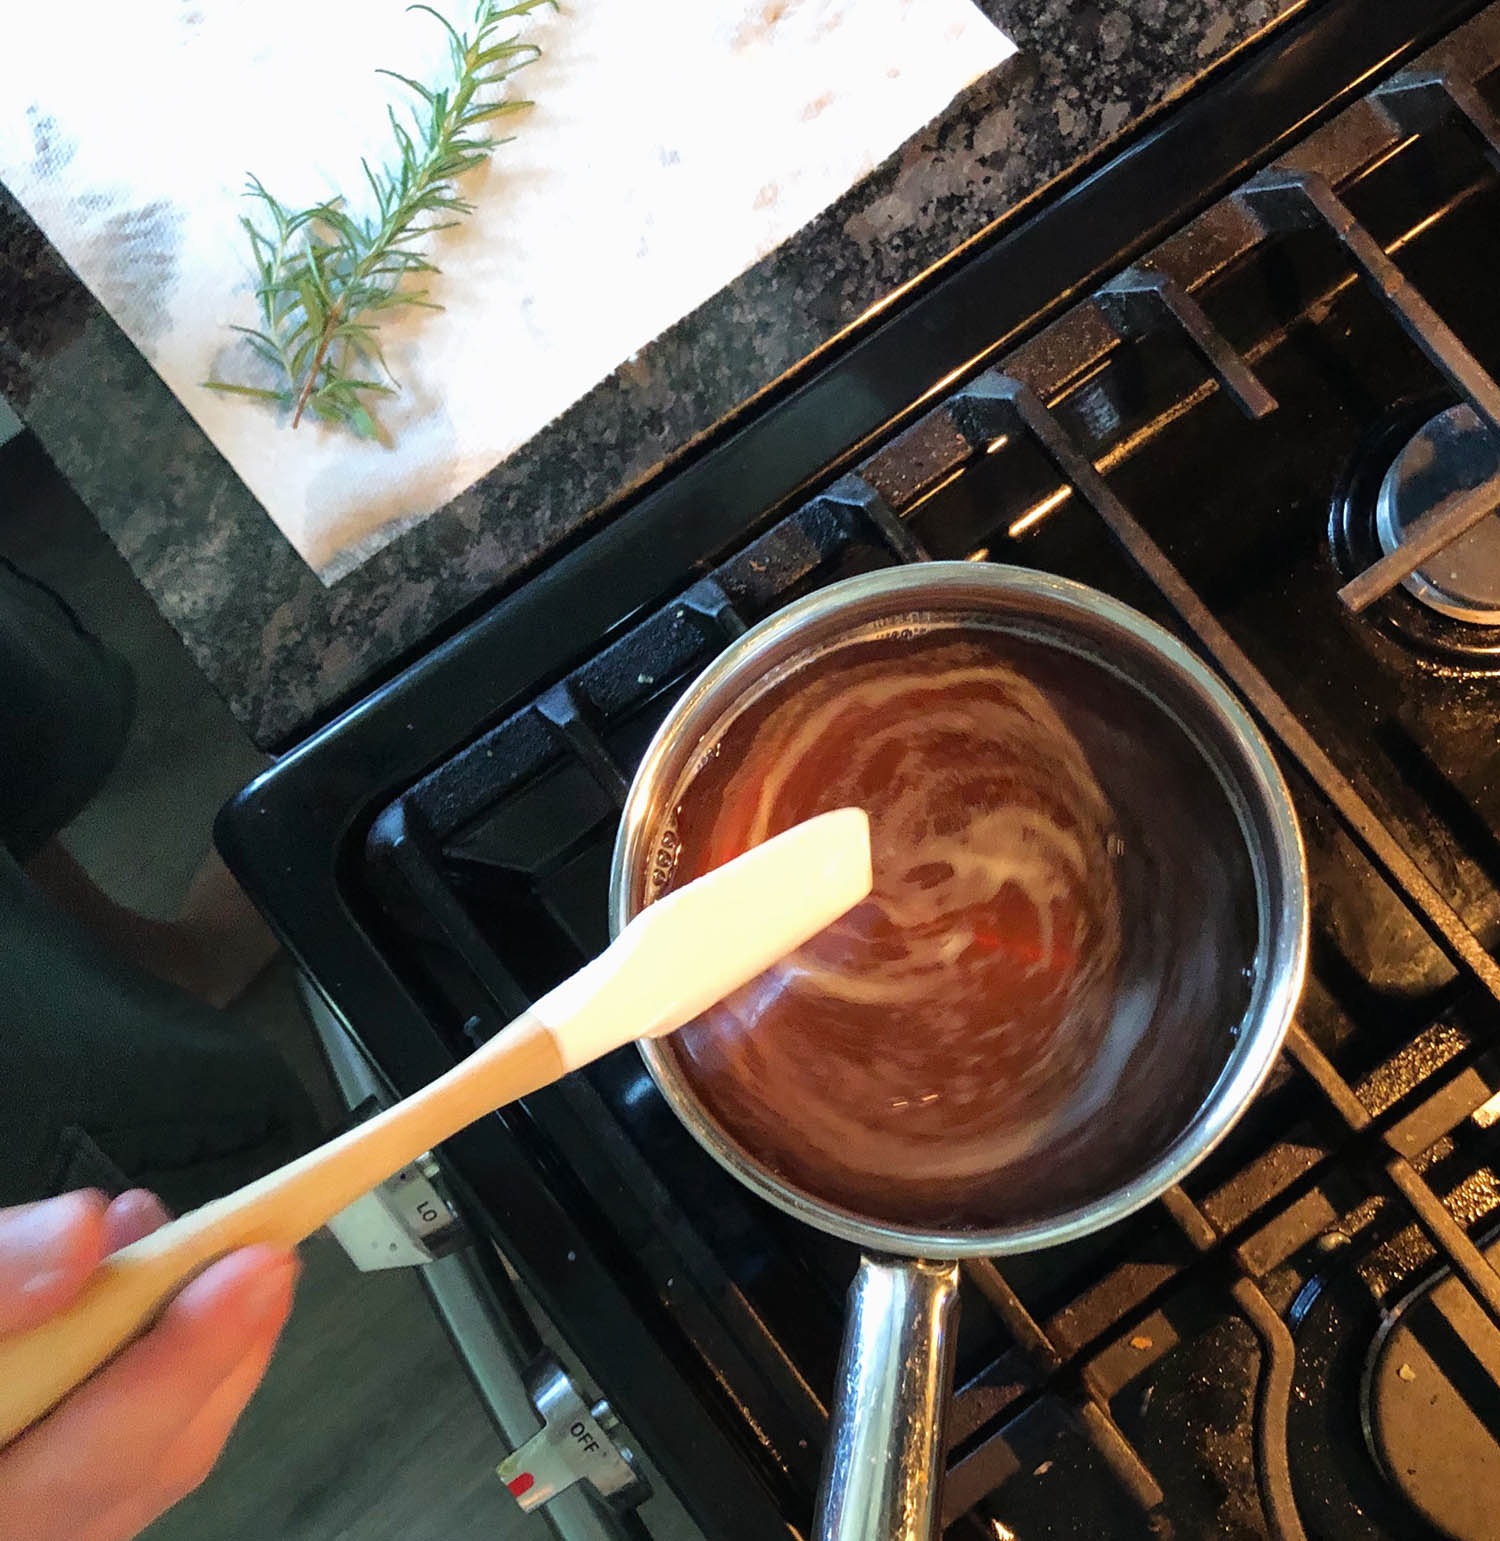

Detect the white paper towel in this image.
[0,1,1013,581]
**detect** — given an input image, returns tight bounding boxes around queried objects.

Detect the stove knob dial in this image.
[497,1355,650,1513]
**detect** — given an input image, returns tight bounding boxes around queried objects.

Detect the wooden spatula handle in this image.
[0,1013,563,1447]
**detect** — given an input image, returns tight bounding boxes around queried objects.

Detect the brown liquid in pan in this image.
[651,624,1259,1229]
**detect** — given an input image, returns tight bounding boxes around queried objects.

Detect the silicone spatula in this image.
[0,807,872,1445]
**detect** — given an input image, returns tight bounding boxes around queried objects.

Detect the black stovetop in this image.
[221,3,1500,1536]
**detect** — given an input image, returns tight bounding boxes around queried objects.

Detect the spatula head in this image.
[636,805,873,1032]
[536,808,872,1068]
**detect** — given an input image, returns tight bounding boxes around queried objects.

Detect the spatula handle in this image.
[0,1012,562,1446]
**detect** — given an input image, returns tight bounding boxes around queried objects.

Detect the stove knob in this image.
[497,1356,650,1513]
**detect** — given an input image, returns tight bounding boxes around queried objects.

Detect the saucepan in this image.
[608,563,1307,1540]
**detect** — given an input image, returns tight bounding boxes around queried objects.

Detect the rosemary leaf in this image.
[203,382,290,402]
[206,0,555,438]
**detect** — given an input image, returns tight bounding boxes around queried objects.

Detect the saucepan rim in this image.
[608,562,1308,1257]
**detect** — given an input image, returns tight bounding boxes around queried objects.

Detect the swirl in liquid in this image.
[655,626,1149,1228]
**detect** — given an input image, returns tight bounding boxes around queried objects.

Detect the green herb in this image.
[206,0,554,439]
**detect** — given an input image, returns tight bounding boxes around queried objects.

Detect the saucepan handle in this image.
[814,1255,962,1541]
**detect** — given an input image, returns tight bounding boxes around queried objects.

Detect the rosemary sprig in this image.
[206,0,554,439]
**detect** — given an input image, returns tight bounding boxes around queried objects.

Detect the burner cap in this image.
[1363,1256,1500,1541]
[1376,405,1500,625]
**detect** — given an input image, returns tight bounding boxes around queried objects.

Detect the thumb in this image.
[0,1192,109,1337]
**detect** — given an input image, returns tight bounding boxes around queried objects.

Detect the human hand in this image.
[0,1190,297,1541]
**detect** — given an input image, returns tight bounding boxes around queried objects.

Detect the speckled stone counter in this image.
[0,0,1297,748]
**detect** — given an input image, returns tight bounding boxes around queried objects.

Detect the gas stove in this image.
[221,3,1500,1536]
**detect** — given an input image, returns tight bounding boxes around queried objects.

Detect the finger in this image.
[65,1244,297,1457]
[75,1336,282,1541]
[0,1191,107,1336]
[0,1246,297,1540]
[158,1322,281,1501]
[101,1190,171,1254]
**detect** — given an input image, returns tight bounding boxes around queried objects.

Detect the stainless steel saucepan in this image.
[609,563,1308,1541]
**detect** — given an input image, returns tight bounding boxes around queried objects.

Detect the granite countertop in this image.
[0,0,1295,749]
